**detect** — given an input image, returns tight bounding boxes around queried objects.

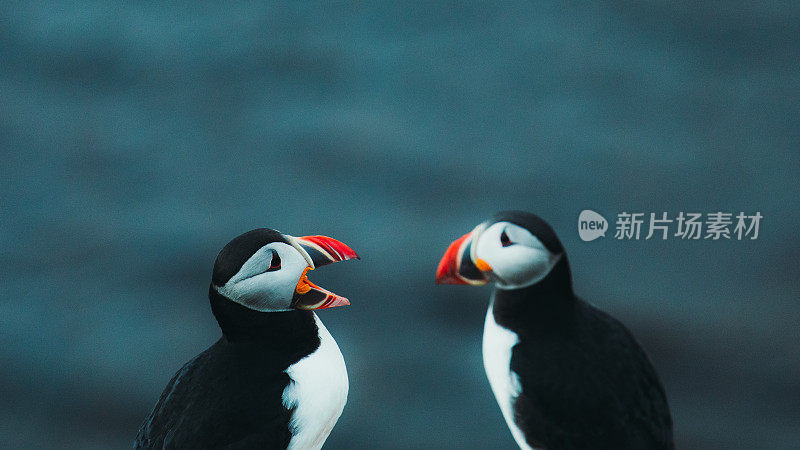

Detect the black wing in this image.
[133,339,293,449]
[509,303,674,450]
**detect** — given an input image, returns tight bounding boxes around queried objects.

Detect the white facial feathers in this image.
[214,242,309,312]
[474,222,561,290]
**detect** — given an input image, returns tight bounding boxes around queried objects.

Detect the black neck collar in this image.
[491,257,577,337]
[209,286,320,356]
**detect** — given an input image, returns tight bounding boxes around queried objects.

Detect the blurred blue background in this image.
[2,1,799,448]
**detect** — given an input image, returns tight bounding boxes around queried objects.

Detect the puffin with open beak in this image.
[135,228,359,450]
[436,211,674,450]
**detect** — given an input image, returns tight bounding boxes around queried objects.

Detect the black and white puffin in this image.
[436,211,674,450]
[134,228,359,449]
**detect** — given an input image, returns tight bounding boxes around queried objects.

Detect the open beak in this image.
[288,235,360,310]
[435,226,488,285]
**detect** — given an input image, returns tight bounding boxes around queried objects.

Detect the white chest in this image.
[482,300,538,450]
[282,314,349,450]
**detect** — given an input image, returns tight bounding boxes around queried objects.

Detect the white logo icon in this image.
[578,210,607,241]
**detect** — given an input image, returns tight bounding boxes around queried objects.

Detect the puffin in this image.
[134,228,359,450]
[435,211,674,450]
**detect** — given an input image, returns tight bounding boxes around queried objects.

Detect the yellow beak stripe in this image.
[475,258,492,272]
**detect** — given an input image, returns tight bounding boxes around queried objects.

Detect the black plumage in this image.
[134,292,321,449]
[493,268,674,449]
[490,211,674,449]
[134,229,325,449]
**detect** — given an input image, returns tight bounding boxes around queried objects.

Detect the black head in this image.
[212,228,288,287]
[436,210,571,291]
[210,228,359,314]
[490,210,566,255]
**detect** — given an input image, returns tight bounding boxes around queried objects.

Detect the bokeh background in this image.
[2,1,799,449]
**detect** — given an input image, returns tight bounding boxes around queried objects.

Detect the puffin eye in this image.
[500,230,512,247]
[266,252,281,272]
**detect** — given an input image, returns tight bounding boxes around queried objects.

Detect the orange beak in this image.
[435,230,488,285]
[290,235,359,310]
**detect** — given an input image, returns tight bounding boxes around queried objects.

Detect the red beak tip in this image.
[436,232,477,286]
[435,275,459,285]
[299,235,360,262]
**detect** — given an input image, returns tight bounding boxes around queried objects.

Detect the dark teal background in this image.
[2,1,798,448]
